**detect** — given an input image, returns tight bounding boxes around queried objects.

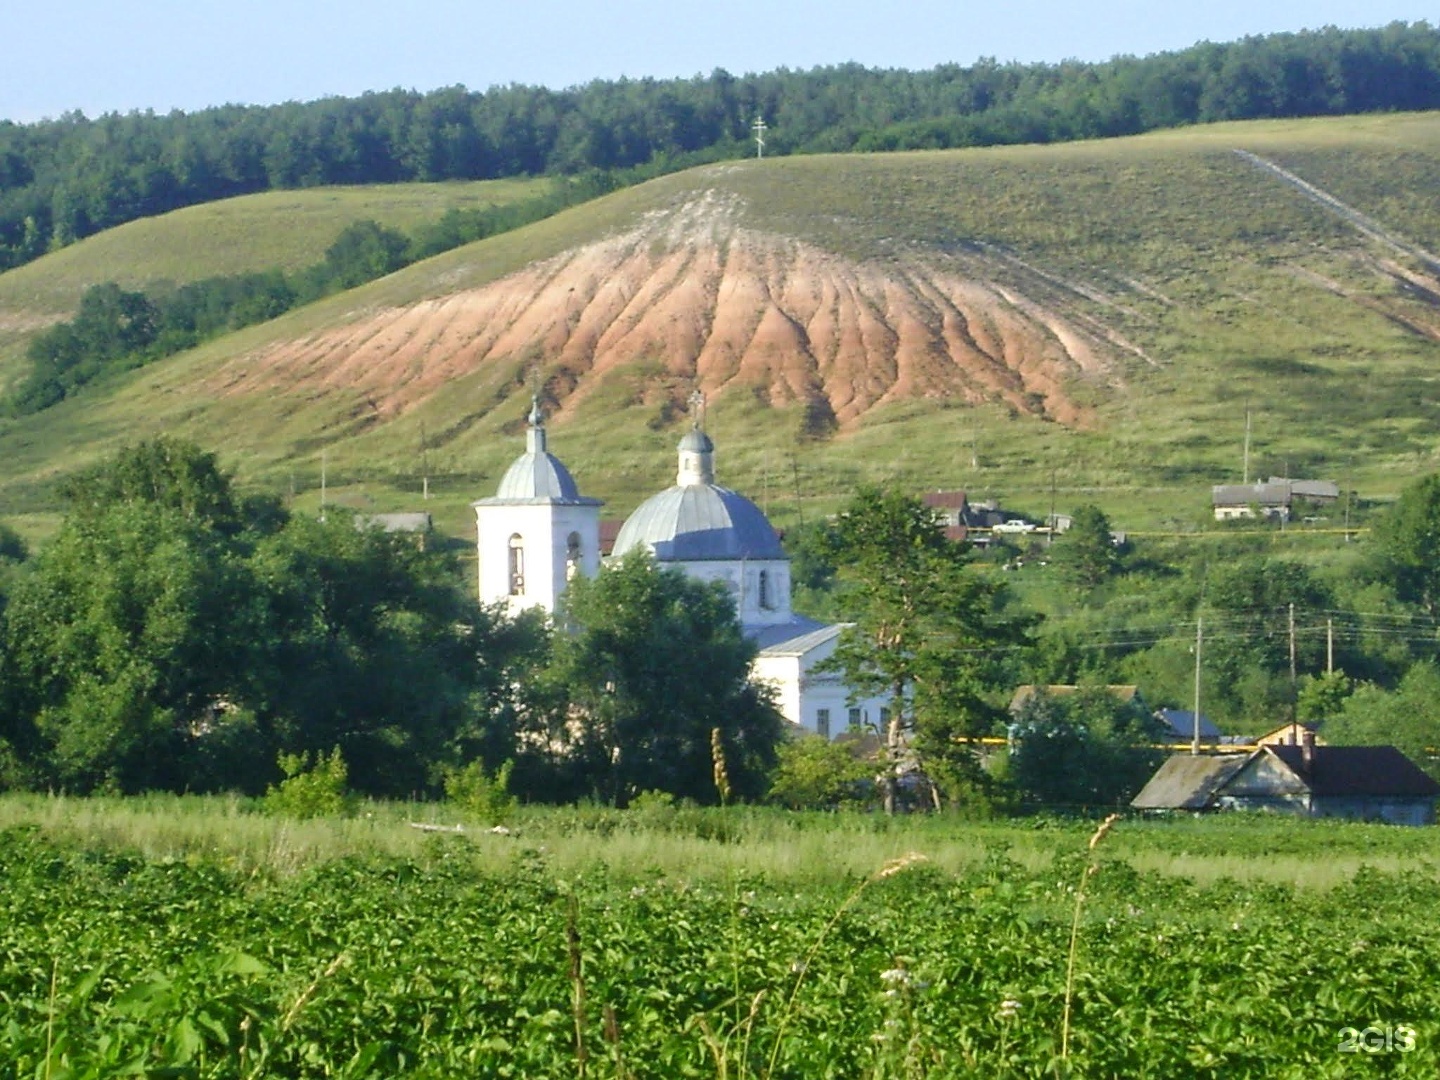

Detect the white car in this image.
[991,519,1036,534]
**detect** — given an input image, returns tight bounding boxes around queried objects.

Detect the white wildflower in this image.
[998,999,1021,1020]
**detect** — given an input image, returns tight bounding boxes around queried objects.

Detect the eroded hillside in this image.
[206,192,1135,429]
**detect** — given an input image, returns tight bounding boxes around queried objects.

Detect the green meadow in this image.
[3,800,1439,1077]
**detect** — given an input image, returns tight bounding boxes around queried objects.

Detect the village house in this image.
[1132,734,1438,825]
[1211,477,1341,521]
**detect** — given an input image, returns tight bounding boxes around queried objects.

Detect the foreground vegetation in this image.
[2,806,1437,1077]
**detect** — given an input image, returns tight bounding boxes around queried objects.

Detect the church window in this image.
[880,706,892,727]
[848,707,862,729]
[758,569,773,610]
[816,708,831,738]
[508,534,525,595]
[566,531,582,581]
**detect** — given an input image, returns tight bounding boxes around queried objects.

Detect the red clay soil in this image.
[205,193,1127,428]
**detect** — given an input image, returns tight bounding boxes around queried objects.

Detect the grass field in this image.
[1,114,1439,543]
[2,798,1438,1076]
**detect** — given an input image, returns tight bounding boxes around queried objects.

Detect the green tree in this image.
[60,437,243,532]
[1376,473,1440,616]
[1325,663,1440,780]
[1007,687,1166,807]
[321,219,411,289]
[4,502,253,792]
[246,513,505,797]
[543,552,783,806]
[1052,504,1120,594]
[766,734,875,809]
[820,487,1034,813]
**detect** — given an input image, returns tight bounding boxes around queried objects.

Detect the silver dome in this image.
[678,428,715,453]
[494,451,584,501]
[613,484,785,561]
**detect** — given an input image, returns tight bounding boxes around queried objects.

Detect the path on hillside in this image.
[1234,149,1440,275]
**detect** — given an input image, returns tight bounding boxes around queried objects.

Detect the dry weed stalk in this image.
[763,852,928,1079]
[603,1003,628,1080]
[1061,814,1121,1060]
[568,894,588,1079]
[280,951,349,1031]
[711,728,733,806]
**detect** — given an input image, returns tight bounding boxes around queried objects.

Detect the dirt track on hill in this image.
[206,192,1130,427]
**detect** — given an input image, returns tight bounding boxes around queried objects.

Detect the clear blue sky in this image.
[2,0,1434,123]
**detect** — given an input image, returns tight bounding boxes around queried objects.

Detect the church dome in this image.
[678,428,714,454]
[476,396,598,505]
[613,424,783,561]
[613,484,784,561]
[495,451,582,501]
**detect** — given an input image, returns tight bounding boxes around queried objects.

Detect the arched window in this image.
[508,534,525,595]
[758,568,772,610]
[566,531,582,581]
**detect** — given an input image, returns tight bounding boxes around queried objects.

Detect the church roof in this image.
[494,451,584,501]
[613,421,784,561]
[473,396,602,508]
[613,484,785,561]
[753,618,848,655]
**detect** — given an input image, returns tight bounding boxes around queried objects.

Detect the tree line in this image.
[1,22,1438,272]
[7,173,621,416]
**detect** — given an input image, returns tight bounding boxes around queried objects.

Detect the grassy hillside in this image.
[0,177,550,382]
[1,113,1439,543]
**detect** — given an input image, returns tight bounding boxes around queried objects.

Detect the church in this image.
[472,398,889,739]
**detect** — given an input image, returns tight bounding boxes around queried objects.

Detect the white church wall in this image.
[476,503,600,616]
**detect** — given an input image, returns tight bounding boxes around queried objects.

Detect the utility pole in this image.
[752,116,767,159]
[320,450,327,522]
[1327,617,1334,674]
[1296,604,1307,688]
[1192,615,1203,756]
[970,424,979,470]
[1048,467,1057,547]
[1242,407,1251,484]
[420,422,431,501]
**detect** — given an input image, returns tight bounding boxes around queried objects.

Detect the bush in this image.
[767,735,874,810]
[262,749,356,819]
[443,760,517,825]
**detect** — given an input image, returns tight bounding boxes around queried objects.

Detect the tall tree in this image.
[1376,472,1440,616]
[820,487,1034,813]
[542,552,783,806]
[1052,504,1121,595]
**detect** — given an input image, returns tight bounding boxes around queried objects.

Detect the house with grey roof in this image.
[1211,477,1341,522]
[1133,737,1438,825]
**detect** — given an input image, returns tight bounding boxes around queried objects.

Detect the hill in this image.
[1,112,1439,539]
[0,177,549,384]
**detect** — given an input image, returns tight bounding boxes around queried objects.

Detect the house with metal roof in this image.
[1133,738,1438,825]
[1154,708,1221,744]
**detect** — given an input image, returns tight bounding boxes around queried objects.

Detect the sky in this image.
[2,0,1435,123]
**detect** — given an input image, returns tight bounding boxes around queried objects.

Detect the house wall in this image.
[1312,796,1435,826]
[753,634,891,740]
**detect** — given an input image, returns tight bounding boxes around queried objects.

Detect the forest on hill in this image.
[1,22,1438,273]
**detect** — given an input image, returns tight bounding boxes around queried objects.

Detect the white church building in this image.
[473,399,889,739]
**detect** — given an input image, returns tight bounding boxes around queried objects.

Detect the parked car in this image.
[992,519,1036,534]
